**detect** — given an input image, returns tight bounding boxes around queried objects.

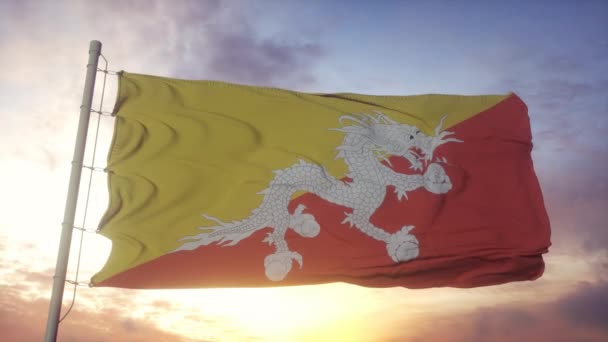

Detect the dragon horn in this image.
[435,115,448,136]
[329,126,367,133]
[366,112,382,124]
[338,114,365,126]
[374,110,397,125]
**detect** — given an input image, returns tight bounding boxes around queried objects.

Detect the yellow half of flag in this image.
[92,72,509,285]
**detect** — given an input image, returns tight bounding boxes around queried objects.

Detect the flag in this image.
[91,72,550,289]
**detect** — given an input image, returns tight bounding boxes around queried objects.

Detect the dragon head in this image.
[334,112,461,169]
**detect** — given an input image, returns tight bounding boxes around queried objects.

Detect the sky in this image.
[0,0,607,341]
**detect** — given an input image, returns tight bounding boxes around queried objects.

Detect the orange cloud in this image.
[0,284,202,342]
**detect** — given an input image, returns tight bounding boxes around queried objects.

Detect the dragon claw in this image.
[290,208,320,238]
[409,160,423,171]
[264,251,303,281]
[395,188,409,201]
[341,212,356,227]
[262,232,275,245]
[386,226,419,262]
[424,163,452,194]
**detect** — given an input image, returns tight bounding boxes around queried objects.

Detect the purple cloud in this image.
[558,281,608,329]
[75,0,326,88]
[168,12,325,88]
[396,281,608,342]
[200,31,323,87]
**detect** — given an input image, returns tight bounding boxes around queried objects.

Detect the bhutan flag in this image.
[91,72,550,289]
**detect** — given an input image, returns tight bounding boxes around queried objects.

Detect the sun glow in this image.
[139,284,382,341]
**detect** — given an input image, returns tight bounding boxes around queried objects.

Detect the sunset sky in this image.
[1,0,607,341]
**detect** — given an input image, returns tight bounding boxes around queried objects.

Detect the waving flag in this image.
[91,72,550,289]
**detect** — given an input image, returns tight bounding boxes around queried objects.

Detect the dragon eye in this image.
[409,135,414,140]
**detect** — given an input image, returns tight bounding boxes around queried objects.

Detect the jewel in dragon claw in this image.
[289,204,321,238]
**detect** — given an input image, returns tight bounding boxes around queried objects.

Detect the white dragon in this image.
[172,111,461,281]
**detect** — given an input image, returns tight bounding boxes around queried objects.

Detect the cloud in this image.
[184,27,324,87]
[558,281,608,329]
[1,255,255,341]
[22,269,53,287]
[0,288,205,342]
[554,199,608,255]
[149,300,176,311]
[0,2,606,341]
[59,0,326,88]
[475,36,608,259]
[487,47,608,147]
[391,281,608,342]
[478,37,607,143]
[0,0,327,169]
[533,149,608,256]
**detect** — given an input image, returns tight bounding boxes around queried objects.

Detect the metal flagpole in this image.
[45,40,102,342]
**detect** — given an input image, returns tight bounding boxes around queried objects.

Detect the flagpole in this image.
[44,40,102,342]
